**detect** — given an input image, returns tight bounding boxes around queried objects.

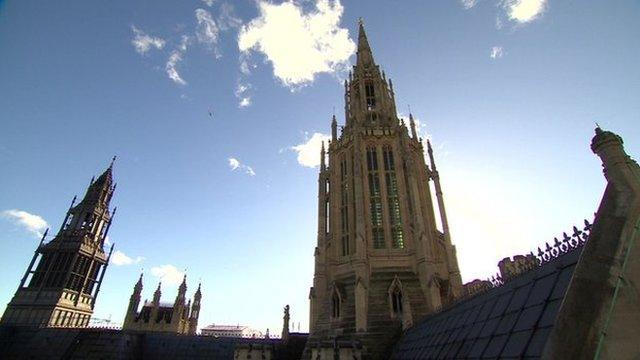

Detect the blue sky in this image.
[0,0,638,333]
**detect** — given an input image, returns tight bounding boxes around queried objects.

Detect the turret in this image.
[124,273,143,326]
[152,281,162,306]
[175,274,187,307]
[409,113,418,139]
[282,304,290,342]
[188,283,202,335]
[320,141,326,171]
[331,115,338,141]
[427,140,448,234]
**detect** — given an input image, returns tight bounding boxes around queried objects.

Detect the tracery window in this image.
[367,147,385,248]
[365,81,376,110]
[384,146,404,248]
[325,198,330,234]
[340,158,350,256]
[325,177,330,234]
[81,213,94,230]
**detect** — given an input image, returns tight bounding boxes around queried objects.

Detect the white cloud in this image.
[202,0,215,7]
[290,132,331,168]
[235,82,252,108]
[131,25,166,55]
[239,97,251,108]
[165,36,190,85]
[195,9,220,49]
[490,46,504,59]
[150,264,184,286]
[461,0,477,9]
[166,51,186,85]
[1,209,48,237]
[238,0,355,87]
[217,3,242,31]
[228,157,256,176]
[503,0,547,23]
[228,158,241,170]
[239,58,251,75]
[111,250,145,266]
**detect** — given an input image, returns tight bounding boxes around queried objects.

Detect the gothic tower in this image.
[306,21,462,357]
[0,159,117,328]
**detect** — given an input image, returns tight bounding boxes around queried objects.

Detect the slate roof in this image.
[392,242,585,359]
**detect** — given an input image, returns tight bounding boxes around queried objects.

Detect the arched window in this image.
[365,81,376,110]
[367,146,385,248]
[383,146,404,249]
[81,213,94,230]
[330,284,341,320]
[391,287,403,315]
[323,178,330,235]
[340,157,350,256]
[388,276,404,318]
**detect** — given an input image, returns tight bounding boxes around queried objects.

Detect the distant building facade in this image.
[202,324,263,338]
[0,160,117,328]
[122,275,201,335]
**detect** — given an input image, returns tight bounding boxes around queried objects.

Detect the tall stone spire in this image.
[343,19,398,130]
[356,18,375,68]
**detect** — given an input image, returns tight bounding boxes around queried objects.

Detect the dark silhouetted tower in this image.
[0,160,117,327]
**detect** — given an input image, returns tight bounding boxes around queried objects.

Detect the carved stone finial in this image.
[282,304,291,341]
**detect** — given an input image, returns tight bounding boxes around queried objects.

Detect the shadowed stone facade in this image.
[0,160,117,328]
[0,326,308,360]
